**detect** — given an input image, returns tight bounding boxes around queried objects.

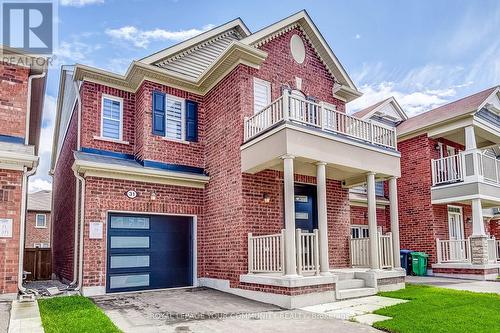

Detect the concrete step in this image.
[337,287,377,300]
[336,279,365,290]
[335,271,356,280]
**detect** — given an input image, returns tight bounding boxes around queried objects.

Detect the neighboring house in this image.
[0,48,47,297]
[357,88,500,280]
[26,190,52,248]
[349,98,408,242]
[50,10,405,308]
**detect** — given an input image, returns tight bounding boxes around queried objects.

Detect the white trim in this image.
[104,211,198,292]
[35,213,47,228]
[431,193,500,205]
[100,94,124,141]
[447,205,464,241]
[93,136,129,145]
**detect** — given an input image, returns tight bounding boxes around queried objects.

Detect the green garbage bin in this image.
[411,252,429,276]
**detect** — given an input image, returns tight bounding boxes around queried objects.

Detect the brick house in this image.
[356,88,500,280]
[0,48,47,297]
[25,190,52,248]
[50,11,405,308]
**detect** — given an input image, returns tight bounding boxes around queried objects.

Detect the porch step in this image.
[336,279,365,290]
[335,271,356,280]
[337,287,377,300]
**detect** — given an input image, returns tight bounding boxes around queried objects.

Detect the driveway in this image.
[92,287,380,333]
[0,301,10,333]
[406,276,500,294]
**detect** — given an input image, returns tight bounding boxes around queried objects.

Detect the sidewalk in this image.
[7,301,43,333]
[0,301,10,333]
[406,276,500,294]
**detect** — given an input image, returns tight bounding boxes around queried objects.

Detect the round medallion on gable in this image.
[290,34,305,64]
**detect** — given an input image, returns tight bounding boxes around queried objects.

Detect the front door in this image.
[448,206,465,261]
[294,184,317,232]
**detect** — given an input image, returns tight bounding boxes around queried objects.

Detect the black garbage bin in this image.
[400,249,414,275]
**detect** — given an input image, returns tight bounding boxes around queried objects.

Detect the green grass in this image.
[38,296,121,333]
[374,284,500,333]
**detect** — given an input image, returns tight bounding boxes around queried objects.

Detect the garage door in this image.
[106,213,193,293]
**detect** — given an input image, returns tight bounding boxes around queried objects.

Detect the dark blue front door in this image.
[106,213,193,293]
[294,184,317,232]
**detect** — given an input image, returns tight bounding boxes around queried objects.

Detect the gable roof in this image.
[27,190,52,212]
[397,86,500,137]
[352,97,408,122]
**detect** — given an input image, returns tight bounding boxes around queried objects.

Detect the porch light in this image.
[466,217,472,224]
[150,191,157,201]
[263,193,270,203]
[434,143,441,151]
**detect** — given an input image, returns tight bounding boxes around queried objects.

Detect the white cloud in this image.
[29,95,57,193]
[60,0,104,7]
[355,34,361,40]
[105,24,215,48]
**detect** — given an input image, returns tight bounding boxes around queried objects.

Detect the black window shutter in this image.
[152,91,165,136]
[185,100,198,142]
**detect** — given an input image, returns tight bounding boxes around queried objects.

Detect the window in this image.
[351,225,369,239]
[34,243,49,248]
[101,95,123,140]
[253,78,271,114]
[350,181,385,197]
[35,214,46,228]
[165,95,185,140]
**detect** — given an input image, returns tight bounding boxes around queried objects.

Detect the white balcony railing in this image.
[487,237,499,263]
[350,232,394,268]
[432,150,500,186]
[248,230,285,273]
[436,238,471,263]
[296,229,320,275]
[244,91,397,149]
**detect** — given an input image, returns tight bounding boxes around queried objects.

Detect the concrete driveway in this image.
[0,301,10,333]
[406,276,500,294]
[92,287,380,333]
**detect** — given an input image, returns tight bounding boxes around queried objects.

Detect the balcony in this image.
[436,238,499,264]
[244,92,397,149]
[241,91,401,182]
[431,149,500,207]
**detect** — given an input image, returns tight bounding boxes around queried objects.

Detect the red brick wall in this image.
[350,205,390,232]
[0,64,29,138]
[134,81,205,167]
[254,28,344,111]
[487,220,500,239]
[52,108,78,282]
[82,177,204,287]
[0,169,23,294]
[25,211,51,247]
[398,134,473,264]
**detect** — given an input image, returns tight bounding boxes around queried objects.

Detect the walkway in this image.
[406,276,500,294]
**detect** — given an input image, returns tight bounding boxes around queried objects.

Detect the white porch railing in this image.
[378,232,394,269]
[296,229,320,275]
[487,237,498,263]
[350,237,370,267]
[244,91,397,149]
[248,230,285,273]
[431,154,463,185]
[436,238,471,263]
[350,232,394,268]
[432,150,500,186]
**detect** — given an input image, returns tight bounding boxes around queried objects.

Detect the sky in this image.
[29,0,500,192]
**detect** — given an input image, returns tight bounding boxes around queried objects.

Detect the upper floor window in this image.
[35,214,47,228]
[101,95,123,140]
[152,91,198,142]
[253,78,271,114]
[351,181,385,197]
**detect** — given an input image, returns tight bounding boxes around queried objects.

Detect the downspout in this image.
[73,169,85,292]
[69,79,83,287]
[17,163,38,293]
[25,72,47,145]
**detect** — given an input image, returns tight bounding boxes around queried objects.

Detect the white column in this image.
[367,172,380,269]
[471,198,486,236]
[316,162,330,274]
[389,177,401,268]
[282,155,297,276]
[464,125,477,150]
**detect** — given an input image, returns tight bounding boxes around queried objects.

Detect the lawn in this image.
[38,296,121,333]
[374,284,500,333]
